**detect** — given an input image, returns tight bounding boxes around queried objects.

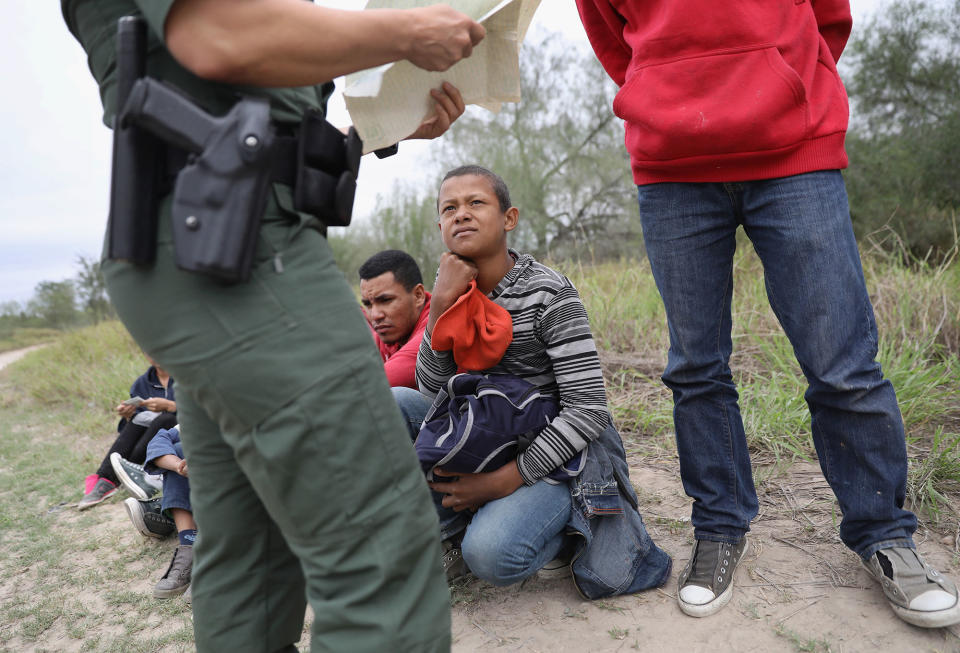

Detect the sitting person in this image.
[123,425,195,599]
[359,249,431,390]
[401,165,672,597]
[359,250,437,438]
[78,357,177,509]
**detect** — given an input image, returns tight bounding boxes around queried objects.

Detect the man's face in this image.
[437,174,516,259]
[360,272,425,345]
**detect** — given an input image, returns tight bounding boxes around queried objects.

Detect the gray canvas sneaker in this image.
[441,538,469,583]
[678,536,748,617]
[110,452,162,500]
[155,545,193,598]
[863,547,960,628]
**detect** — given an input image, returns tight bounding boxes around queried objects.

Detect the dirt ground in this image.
[16,459,959,653]
[448,459,960,652]
[5,346,960,652]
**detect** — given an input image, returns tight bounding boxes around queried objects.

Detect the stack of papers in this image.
[344,0,542,153]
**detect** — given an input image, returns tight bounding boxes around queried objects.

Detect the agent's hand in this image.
[176,459,189,478]
[142,398,176,413]
[405,5,485,72]
[429,461,524,512]
[116,403,137,419]
[406,82,466,141]
[427,252,478,331]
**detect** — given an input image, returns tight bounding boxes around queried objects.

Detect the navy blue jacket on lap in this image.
[415,373,671,599]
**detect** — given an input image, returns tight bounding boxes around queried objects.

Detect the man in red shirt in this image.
[360,250,431,390]
[576,0,959,627]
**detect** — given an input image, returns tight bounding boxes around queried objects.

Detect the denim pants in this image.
[392,386,572,585]
[160,442,191,517]
[392,386,432,441]
[637,171,916,559]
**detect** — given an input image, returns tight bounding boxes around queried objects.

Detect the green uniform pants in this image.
[104,187,451,652]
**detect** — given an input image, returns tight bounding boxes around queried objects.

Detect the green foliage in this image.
[333,33,642,282]
[27,280,79,330]
[432,34,638,260]
[75,255,115,324]
[907,426,960,525]
[557,242,960,471]
[843,0,960,258]
[2,257,118,333]
[846,0,960,129]
[6,321,144,434]
[328,184,446,286]
[0,327,60,354]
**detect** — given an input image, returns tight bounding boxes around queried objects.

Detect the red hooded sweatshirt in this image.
[575,0,852,184]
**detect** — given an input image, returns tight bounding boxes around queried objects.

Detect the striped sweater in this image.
[416,251,611,485]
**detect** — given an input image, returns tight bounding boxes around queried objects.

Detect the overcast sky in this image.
[0,1,882,305]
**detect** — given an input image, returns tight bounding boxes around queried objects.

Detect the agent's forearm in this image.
[166,0,480,86]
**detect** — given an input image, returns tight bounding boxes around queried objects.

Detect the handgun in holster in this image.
[107,16,364,284]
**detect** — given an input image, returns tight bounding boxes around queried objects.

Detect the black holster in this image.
[120,77,277,283]
[106,16,364,284]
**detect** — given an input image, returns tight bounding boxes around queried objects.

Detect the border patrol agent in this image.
[61,1,484,651]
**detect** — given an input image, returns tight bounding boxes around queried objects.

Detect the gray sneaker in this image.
[863,547,960,628]
[155,545,193,598]
[110,452,161,500]
[442,538,469,583]
[123,497,176,539]
[678,537,748,617]
[77,477,118,510]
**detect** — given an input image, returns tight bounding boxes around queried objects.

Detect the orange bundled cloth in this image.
[431,280,513,370]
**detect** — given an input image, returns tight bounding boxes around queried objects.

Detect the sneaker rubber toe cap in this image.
[680,584,716,606]
[911,589,957,612]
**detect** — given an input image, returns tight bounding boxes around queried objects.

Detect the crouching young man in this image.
[403,165,671,598]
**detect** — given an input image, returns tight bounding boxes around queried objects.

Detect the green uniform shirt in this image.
[61,0,334,127]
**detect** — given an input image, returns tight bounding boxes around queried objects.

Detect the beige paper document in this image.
[344,0,541,153]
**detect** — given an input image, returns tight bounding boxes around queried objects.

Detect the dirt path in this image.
[449,459,960,652]
[0,344,46,372]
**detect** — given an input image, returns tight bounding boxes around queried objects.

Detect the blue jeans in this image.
[393,385,572,585]
[392,386,432,442]
[637,171,916,559]
[160,442,192,518]
[459,481,570,586]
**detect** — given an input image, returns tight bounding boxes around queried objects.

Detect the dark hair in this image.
[358,250,423,291]
[439,165,512,213]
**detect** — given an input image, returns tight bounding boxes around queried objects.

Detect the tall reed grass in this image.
[555,236,960,471]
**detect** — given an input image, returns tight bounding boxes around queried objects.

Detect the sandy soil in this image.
[11,458,957,652]
[449,459,960,652]
[4,344,959,652]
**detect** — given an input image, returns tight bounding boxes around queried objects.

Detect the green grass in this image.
[0,327,60,353]
[0,324,193,652]
[0,245,958,649]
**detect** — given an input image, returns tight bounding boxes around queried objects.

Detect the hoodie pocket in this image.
[613,46,810,161]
